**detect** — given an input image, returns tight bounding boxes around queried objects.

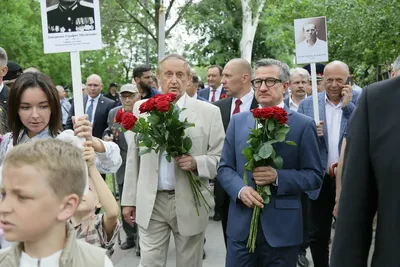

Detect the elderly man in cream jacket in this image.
[121,54,225,267]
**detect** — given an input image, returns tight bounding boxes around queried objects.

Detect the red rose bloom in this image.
[155,100,171,112]
[121,112,138,130]
[115,108,124,123]
[139,98,156,113]
[164,93,177,102]
[251,107,288,124]
[220,94,228,99]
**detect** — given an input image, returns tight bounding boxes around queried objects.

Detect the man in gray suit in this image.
[104,83,140,249]
[297,61,360,267]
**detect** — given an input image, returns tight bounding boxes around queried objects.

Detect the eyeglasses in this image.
[121,94,137,100]
[251,78,282,88]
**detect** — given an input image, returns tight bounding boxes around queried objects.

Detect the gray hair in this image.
[393,56,400,72]
[0,47,7,68]
[290,67,310,81]
[56,85,64,93]
[254,58,290,82]
[158,53,191,76]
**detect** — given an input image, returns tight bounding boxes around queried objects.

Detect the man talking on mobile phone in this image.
[297,61,360,267]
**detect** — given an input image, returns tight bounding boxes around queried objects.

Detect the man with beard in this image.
[284,68,310,112]
[132,65,160,100]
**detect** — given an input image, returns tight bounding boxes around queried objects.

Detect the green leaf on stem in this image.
[273,156,284,169]
[253,154,262,162]
[147,114,160,125]
[258,143,273,159]
[138,148,151,156]
[268,120,275,131]
[276,133,286,142]
[286,141,297,146]
[183,136,192,151]
[277,125,290,134]
[242,147,253,161]
[165,154,172,162]
[243,171,249,185]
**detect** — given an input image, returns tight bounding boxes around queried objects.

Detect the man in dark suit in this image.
[331,76,400,266]
[198,65,227,102]
[104,84,140,250]
[66,74,116,139]
[297,61,360,267]
[187,73,208,102]
[104,82,121,105]
[213,58,257,246]
[217,58,323,266]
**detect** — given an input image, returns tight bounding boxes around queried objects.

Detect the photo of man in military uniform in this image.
[47,0,95,33]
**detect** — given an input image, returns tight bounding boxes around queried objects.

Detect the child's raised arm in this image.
[83,141,119,241]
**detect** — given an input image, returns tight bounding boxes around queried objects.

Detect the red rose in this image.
[115,108,124,123]
[121,112,138,130]
[155,100,171,112]
[139,98,156,113]
[220,94,228,99]
[251,107,288,124]
[164,93,177,102]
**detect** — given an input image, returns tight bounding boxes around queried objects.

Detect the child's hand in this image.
[82,145,95,168]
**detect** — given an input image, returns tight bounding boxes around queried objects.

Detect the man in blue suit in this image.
[198,65,227,102]
[297,60,360,267]
[218,58,323,267]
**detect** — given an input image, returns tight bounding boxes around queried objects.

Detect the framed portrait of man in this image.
[294,16,328,64]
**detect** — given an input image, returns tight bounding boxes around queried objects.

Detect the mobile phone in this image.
[345,77,352,85]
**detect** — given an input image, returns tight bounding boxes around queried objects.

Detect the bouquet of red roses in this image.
[134,93,212,215]
[242,106,296,253]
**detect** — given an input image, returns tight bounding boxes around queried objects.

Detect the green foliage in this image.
[183,0,400,84]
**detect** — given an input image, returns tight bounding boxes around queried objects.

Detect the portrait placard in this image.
[40,0,102,54]
[294,16,328,64]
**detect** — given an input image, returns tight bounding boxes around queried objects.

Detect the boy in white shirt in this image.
[0,139,113,267]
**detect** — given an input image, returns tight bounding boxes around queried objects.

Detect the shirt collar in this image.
[211,84,222,92]
[0,83,3,94]
[176,93,186,109]
[233,88,254,104]
[192,92,198,99]
[324,93,342,107]
[88,94,101,102]
[289,94,298,108]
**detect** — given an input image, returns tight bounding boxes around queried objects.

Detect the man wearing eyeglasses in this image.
[103,84,140,250]
[218,58,323,266]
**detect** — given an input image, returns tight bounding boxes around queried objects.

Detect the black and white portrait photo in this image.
[294,16,328,64]
[46,0,95,33]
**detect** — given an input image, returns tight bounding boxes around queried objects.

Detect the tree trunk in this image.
[240,0,267,63]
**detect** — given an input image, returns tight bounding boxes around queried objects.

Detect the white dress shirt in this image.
[85,94,101,123]
[288,95,299,112]
[158,95,186,190]
[192,92,198,99]
[0,83,4,94]
[208,84,223,102]
[230,89,254,117]
[19,250,114,267]
[325,95,342,171]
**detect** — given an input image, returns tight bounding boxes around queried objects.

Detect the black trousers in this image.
[214,179,229,247]
[118,183,137,241]
[309,175,336,267]
[299,192,310,256]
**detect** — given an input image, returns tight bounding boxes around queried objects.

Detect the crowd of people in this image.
[0,44,399,267]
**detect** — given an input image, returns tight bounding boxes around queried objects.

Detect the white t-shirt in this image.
[19,250,114,267]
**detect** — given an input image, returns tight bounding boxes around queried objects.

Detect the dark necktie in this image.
[86,99,94,122]
[211,89,217,102]
[233,99,242,115]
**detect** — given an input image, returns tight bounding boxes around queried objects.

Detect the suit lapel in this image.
[181,95,198,138]
[94,95,104,122]
[250,97,258,110]
[221,98,232,131]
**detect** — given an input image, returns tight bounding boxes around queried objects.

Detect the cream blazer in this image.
[121,94,225,236]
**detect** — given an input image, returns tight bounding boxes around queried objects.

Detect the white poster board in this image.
[294,16,328,64]
[40,0,102,54]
